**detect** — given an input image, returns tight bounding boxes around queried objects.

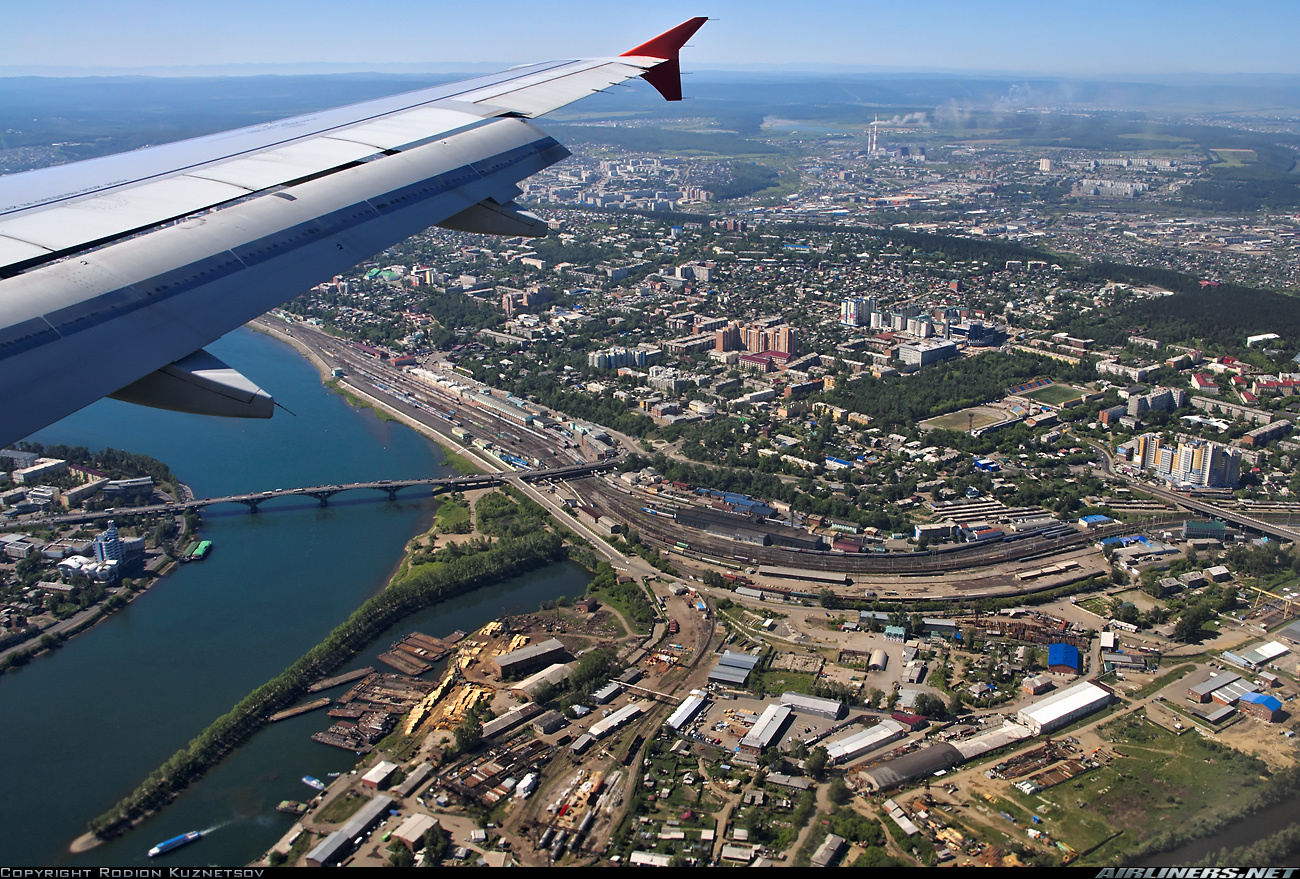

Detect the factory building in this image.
[674,507,825,551]
[1015,680,1113,735]
[531,710,569,736]
[858,743,965,792]
[739,704,793,757]
[361,761,399,789]
[780,692,844,720]
[666,690,709,731]
[592,681,623,705]
[510,662,574,701]
[825,720,906,765]
[492,638,569,679]
[1239,692,1283,722]
[589,702,645,739]
[306,796,395,866]
[392,814,440,853]
[482,702,544,739]
[1048,643,1081,674]
[708,651,761,687]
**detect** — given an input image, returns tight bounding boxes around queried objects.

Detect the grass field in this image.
[981,709,1279,866]
[920,406,1007,432]
[1021,383,1086,406]
[1211,148,1257,166]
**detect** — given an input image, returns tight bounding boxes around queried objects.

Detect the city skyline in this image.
[4,0,1300,78]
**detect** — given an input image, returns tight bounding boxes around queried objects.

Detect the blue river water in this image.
[2,327,589,867]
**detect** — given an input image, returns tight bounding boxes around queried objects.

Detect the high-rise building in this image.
[1126,435,1240,488]
[715,323,740,352]
[93,520,124,564]
[739,321,797,355]
[839,297,875,326]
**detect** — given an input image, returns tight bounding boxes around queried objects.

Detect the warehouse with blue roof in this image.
[1239,692,1283,722]
[1048,643,1081,674]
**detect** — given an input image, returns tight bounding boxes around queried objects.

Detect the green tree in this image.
[388,842,415,868]
[806,746,829,781]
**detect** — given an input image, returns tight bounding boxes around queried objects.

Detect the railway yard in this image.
[248,319,1300,869]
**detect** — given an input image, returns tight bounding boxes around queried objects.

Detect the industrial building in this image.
[708,651,761,687]
[1239,692,1283,722]
[589,702,645,739]
[825,720,906,765]
[592,682,623,705]
[1188,672,1244,703]
[492,638,569,679]
[1048,643,1081,674]
[361,760,399,789]
[1228,640,1290,669]
[306,795,394,866]
[780,692,844,720]
[1015,680,1112,735]
[666,690,709,731]
[531,710,569,735]
[468,392,537,427]
[482,702,544,739]
[393,763,434,799]
[392,814,440,853]
[739,704,793,757]
[858,742,965,792]
[510,662,574,700]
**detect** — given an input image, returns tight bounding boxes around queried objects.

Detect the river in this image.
[3,326,590,867]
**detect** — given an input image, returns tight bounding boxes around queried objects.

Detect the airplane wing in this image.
[0,17,707,446]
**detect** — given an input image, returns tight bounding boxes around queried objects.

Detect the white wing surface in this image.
[0,17,707,445]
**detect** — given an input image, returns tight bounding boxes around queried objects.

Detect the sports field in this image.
[1021,383,1085,406]
[920,406,1007,432]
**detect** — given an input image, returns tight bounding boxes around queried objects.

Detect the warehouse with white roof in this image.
[589,702,644,739]
[825,720,906,765]
[739,704,792,757]
[666,690,708,731]
[1016,680,1113,735]
[780,692,844,720]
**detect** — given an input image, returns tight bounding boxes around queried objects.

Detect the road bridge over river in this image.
[33,461,617,525]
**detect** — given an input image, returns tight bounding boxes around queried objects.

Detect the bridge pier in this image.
[306,490,341,507]
[385,487,399,501]
[237,500,260,514]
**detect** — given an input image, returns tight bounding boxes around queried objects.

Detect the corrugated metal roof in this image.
[740,704,791,750]
[717,651,761,669]
[825,720,905,763]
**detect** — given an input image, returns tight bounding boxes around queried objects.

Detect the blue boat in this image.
[147,830,201,857]
[302,775,326,791]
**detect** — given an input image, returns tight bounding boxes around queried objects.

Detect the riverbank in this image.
[251,318,485,476]
[85,525,567,842]
[0,484,199,674]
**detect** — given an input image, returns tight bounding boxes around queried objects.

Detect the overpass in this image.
[1141,485,1300,543]
[33,461,617,525]
[1081,433,1299,543]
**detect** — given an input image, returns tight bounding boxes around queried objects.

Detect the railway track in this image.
[585,478,1181,576]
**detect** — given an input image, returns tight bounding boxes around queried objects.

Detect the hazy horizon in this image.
[4,0,1300,79]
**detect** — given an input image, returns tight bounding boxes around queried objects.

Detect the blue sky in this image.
[3,0,1297,77]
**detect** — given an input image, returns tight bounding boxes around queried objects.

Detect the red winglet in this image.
[620,17,707,102]
[620,16,708,61]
